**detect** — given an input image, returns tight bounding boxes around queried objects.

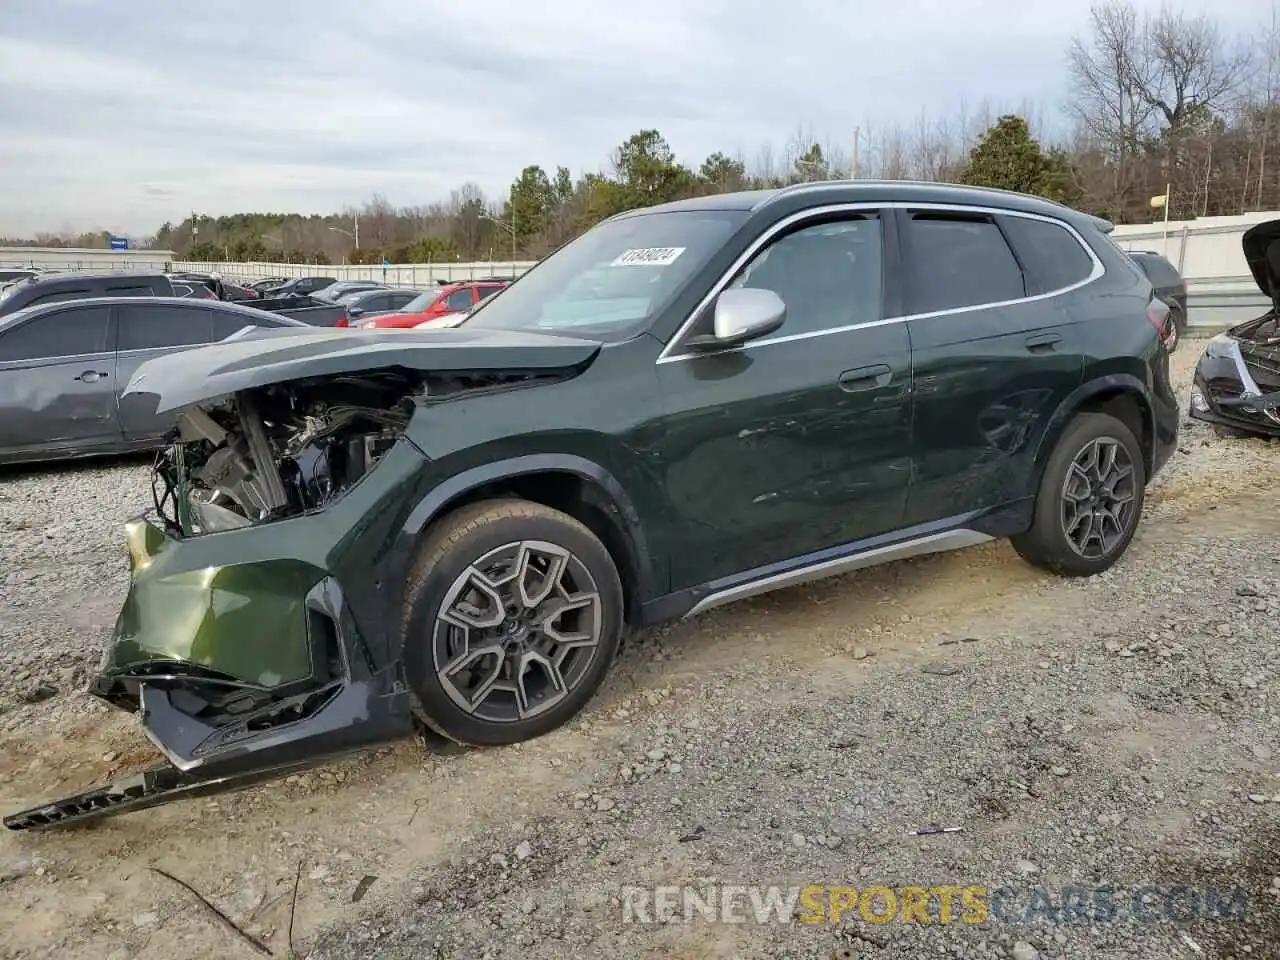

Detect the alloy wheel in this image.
[431,540,603,723]
[1059,437,1138,559]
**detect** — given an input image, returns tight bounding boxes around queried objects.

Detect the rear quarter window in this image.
[998,216,1096,296]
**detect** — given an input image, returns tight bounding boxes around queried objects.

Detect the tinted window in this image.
[386,292,417,309]
[28,289,92,307]
[118,304,212,350]
[725,216,883,335]
[445,289,474,311]
[0,306,111,361]
[213,312,276,340]
[1000,216,1094,295]
[477,285,504,301]
[106,284,157,297]
[902,214,1025,314]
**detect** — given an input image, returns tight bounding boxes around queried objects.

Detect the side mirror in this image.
[347,307,364,318]
[684,287,785,351]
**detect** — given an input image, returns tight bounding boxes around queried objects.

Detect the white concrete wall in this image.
[1111,211,1276,288]
[0,247,176,273]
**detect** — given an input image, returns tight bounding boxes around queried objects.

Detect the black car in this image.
[266,276,337,297]
[313,280,388,303]
[340,286,422,321]
[1129,251,1188,351]
[248,277,289,291]
[4,180,1181,831]
[0,273,175,317]
[1189,219,1280,438]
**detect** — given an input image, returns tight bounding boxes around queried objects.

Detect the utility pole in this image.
[353,211,360,250]
[851,126,861,180]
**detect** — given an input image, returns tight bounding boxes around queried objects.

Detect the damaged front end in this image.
[5,327,601,831]
[1189,316,1280,438]
[1189,218,1280,439]
[6,373,431,830]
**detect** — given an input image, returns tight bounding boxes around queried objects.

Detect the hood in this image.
[1242,218,1280,309]
[124,326,601,414]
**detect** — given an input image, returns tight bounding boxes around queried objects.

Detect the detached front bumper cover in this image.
[4,576,414,832]
[1189,334,1280,437]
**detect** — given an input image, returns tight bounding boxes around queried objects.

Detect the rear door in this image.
[897,207,1089,526]
[114,302,215,441]
[0,304,118,456]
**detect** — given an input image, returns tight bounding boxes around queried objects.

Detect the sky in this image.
[0,0,1265,238]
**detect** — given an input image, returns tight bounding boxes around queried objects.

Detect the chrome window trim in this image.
[656,201,1105,365]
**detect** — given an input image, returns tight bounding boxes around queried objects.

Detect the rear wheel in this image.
[1011,413,1146,577]
[401,499,624,746]
[1164,304,1186,353]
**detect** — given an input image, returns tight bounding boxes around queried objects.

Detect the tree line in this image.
[7,1,1278,265]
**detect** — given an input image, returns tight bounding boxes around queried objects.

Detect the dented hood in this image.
[124,326,601,414]
[1243,218,1280,309]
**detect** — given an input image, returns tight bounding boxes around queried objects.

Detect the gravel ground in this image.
[1,338,1278,960]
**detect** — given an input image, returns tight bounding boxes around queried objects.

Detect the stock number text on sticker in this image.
[609,247,687,267]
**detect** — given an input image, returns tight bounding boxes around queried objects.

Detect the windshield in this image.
[461,209,749,339]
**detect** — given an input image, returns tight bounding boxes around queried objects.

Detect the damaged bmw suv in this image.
[7,181,1179,829]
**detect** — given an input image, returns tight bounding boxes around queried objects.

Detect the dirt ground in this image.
[1,340,1278,960]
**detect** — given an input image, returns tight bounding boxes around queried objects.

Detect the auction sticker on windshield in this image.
[609,247,686,267]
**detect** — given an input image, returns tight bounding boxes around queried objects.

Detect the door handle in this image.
[838,364,893,392]
[74,370,108,383]
[1024,333,1062,353]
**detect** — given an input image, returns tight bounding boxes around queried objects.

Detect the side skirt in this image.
[641,505,1030,625]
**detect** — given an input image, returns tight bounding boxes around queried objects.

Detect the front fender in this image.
[387,453,659,627]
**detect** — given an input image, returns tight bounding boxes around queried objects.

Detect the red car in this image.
[356,280,508,329]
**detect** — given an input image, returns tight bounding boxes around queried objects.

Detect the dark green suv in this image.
[6,181,1179,829]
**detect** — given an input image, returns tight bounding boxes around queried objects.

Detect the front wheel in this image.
[1011,413,1146,577]
[400,499,624,746]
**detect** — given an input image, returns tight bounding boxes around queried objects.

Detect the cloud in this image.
[0,0,1266,236]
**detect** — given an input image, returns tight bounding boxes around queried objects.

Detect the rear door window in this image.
[445,288,475,311]
[477,285,504,301]
[900,213,1025,315]
[0,306,112,361]
[212,312,278,340]
[117,303,213,350]
[999,216,1095,296]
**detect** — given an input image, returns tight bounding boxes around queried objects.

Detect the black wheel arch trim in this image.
[1031,373,1155,487]
[388,454,657,628]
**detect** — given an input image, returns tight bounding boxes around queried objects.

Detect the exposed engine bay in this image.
[151,368,556,536]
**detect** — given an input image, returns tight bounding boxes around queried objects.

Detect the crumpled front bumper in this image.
[1189,334,1280,439]
[5,519,414,831]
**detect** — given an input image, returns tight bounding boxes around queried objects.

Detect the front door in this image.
[655,211,913,590]
[0,304,119,457]
[115,302,215,442]
[896,208,1088,526]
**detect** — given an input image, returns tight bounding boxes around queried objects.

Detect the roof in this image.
[614,180,1107,229]
[0,296,307,332]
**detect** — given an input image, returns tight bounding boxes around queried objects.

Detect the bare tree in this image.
[1068,0,1155,214]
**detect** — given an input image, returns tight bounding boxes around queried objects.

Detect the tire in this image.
[1011,412,1146,577]
[400,498,624,746]
[1164,304,1186,353]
